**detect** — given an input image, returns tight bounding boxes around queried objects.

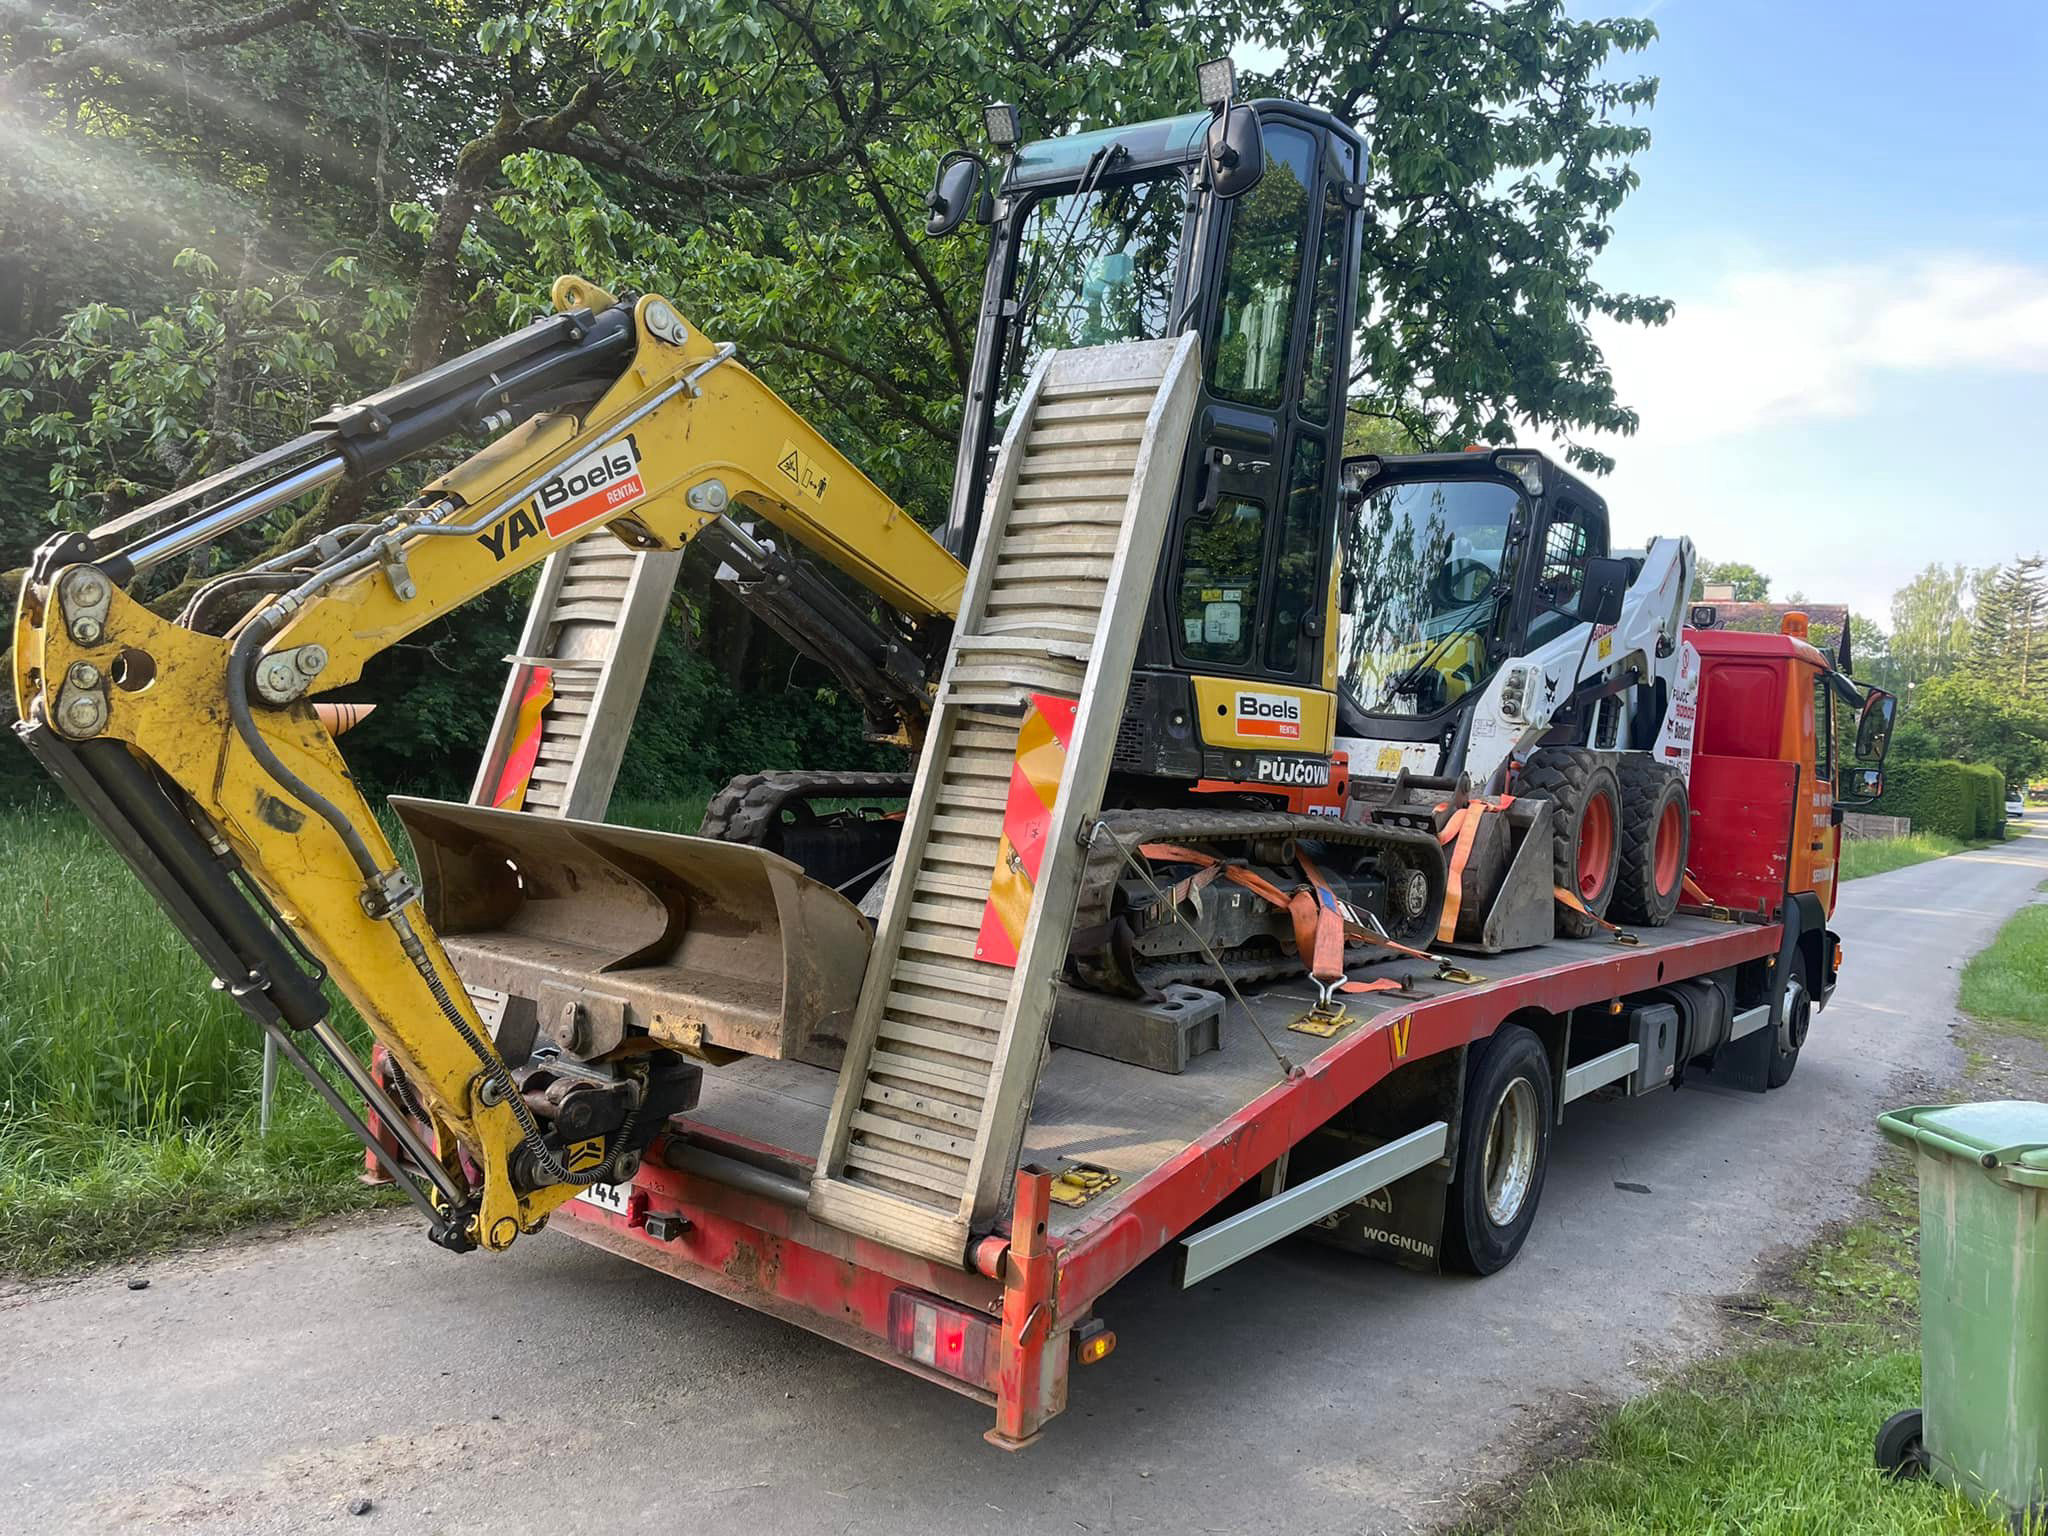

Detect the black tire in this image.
[1613,758,1689,927]
[1768,964,1812,1089]
[1875,1407,1927,1480]
[1443,1024,1553,1276]
[1517,747,1623,939]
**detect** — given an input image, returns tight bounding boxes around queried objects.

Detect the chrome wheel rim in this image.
[1483,1077,1539,1227]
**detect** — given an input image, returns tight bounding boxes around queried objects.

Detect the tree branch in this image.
[759,0,969,385]
[1,0,320,98]
[766,332,955,443]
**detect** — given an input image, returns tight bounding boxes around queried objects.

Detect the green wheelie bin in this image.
[1877,1100,2048,1525]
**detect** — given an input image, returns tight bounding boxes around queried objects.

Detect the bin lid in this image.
[1879,1100,2048,1183]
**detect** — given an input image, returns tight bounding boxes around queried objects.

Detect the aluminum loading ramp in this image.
[471,534,681,818]
[809,335,1200,1265]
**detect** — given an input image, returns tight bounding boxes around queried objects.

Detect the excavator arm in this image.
[11,279,964,1252]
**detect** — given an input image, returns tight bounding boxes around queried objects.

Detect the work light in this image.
[1198,56,1236,110]
[983,102,1020,147]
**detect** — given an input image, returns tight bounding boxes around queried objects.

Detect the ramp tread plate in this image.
[810,335,1200,1264]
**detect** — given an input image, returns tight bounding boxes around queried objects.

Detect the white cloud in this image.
[1553,252,2048,622]
[1590,254,2048,448]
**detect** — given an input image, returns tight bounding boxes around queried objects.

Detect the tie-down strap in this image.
[1137,842,1434,1005]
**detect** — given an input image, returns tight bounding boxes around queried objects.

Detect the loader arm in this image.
[11,281,964,1253]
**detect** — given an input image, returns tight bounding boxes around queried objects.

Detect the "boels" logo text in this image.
[476,435,648,561]
[1234,690,1302,740]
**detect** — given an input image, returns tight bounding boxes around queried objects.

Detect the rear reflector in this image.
[887,1289,999,1390]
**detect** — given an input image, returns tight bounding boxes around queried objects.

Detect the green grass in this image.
[0,806,398,1273]
[1479,1160,2020,1535]
[607,791,713,835]
[1839,833,1969,882]
[0,786,732,1275]
[1958,889,2048,1042]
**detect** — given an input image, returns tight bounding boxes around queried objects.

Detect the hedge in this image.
[1872,758,2007,841]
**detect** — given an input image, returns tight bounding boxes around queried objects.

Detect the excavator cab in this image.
[937,95,1371,803]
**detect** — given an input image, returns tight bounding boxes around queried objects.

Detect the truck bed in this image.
[678,912,1771,1246]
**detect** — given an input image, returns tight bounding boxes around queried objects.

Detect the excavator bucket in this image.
[389,798,871,1066]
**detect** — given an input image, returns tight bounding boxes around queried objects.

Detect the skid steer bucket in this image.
[1440,797,1557,955]
[390,798,872,1065]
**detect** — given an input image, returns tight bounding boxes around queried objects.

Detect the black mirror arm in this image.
[1823,668,1865,709]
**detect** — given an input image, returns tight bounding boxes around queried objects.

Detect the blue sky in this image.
[1562,0,2048,623]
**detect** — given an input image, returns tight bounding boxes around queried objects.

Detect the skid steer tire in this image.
[1517,747,1622,940]
[1613,758,1689,927]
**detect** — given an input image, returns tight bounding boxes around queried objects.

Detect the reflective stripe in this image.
[490,666,555,810]
[975,694,1077,967]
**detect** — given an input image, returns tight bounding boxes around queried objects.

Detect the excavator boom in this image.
[11,281,965,1252]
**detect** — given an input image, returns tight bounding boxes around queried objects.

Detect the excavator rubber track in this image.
[697,769,915,844]
[1070,808,1450,996]
[697,769,915,903]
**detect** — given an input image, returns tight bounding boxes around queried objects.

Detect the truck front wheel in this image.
[1444,1025,1553,1275]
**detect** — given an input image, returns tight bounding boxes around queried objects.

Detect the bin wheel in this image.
[1443,1024,1553,1275]
[1876,1407,1928,1480]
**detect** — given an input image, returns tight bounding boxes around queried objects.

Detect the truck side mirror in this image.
[1855,690,1896,761]
[1577,556,1629,627]
[925,153,988,237]
[1205,105,1265,200]
[1838,765,1885,805]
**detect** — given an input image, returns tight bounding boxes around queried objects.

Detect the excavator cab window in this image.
[1162,116,1362,685]
[997,171,1191,421]
[1207,126,1317,408]
[1299,178,1357,423]
[1178,494,1267,663]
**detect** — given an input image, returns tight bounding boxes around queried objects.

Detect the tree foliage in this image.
[1690,559,1770,602]
[1894,674,2048,792]
[1,0,1675,797]
[1884,562,1977,697]
[1965,554,2047,700]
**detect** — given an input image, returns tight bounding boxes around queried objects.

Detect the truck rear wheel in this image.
[1444,1025,1553,1275]
[1613,759,1689,926]
[1518,747,1622,939]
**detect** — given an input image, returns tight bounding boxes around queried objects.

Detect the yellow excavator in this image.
[12,273,979,1250]
[13,79,1701,1257]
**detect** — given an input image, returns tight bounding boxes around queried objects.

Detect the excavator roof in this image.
[1007,100,1366,189]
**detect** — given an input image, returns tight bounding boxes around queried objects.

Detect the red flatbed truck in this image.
[543,614,1894,1447]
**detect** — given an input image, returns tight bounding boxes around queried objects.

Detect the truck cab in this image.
[1685,612,1895,1008]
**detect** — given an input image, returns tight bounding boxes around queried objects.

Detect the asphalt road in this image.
[6,824,2044,1535]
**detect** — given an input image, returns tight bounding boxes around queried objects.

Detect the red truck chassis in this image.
[547,911,1786,1445]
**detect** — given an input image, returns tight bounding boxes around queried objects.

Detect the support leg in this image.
[986,1167,1063,1449]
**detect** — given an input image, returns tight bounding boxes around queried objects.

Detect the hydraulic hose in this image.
[222,607,622,1195]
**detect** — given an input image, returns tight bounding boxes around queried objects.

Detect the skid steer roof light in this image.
[984,102,1020,147]
[1494,452,1544,496]
[1199,56,1236,109]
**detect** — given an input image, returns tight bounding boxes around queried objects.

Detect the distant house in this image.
[1692,601,1850,636]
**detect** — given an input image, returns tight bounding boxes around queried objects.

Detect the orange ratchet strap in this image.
[1138,842,1436,1008]
[1434,794,1515,945]
[1553,884,1641,946]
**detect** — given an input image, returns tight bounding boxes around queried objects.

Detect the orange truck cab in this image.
[1683,611,1894,1015]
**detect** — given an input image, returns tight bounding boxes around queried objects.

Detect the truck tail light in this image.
[887,1289,999,1390]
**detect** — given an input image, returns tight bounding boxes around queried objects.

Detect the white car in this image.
[2008,797,2027,820]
